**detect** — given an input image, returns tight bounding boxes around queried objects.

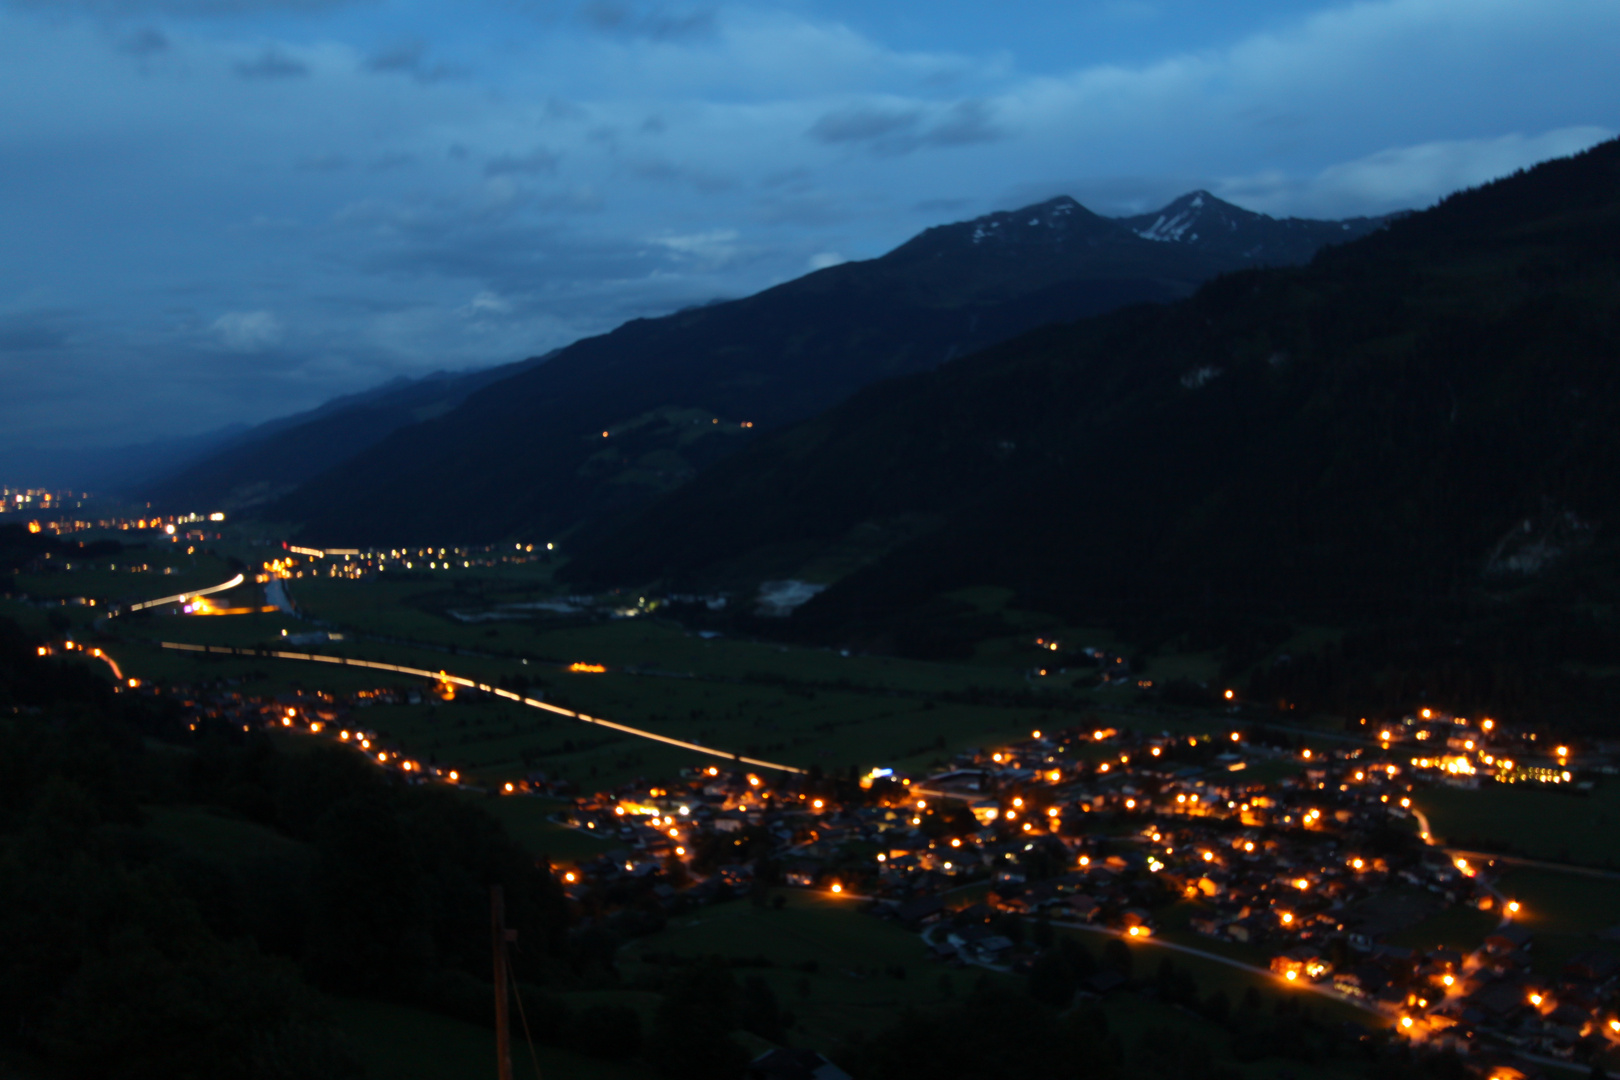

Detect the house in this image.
[713,810,749,833]
[1562,950,1619,983]
[1271,946,1331,981]
[1486,925,1533,955]
[782,860,822,888]
[968,936,1016,963]
[1464,980,1531,1023]
[1065,895,1100,922]
[893,895,945,929]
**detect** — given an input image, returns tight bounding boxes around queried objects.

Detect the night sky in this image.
[1,0,1614,468]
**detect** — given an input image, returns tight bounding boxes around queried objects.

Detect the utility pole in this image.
[492,885,513,1080]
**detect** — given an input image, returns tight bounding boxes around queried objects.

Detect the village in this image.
[548,711,1620,1077]
[52,649,1620,1080]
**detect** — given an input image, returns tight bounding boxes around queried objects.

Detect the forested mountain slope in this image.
[262,195,1386,544]
[566,140,1620,723]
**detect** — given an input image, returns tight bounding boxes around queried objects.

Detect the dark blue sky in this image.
[1,0,1613,470]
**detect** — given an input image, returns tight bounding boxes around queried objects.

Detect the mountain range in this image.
[563,138,1620,724]
[136,191,1390,535]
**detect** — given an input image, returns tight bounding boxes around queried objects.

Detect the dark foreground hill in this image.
[253,194,1386,544]
[566,140,1620,726]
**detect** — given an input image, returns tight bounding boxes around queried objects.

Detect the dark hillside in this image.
[143,356,549,513]
[566,140,1620,725]
[262,196,1386,545]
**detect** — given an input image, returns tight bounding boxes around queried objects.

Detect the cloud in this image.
[1,0,1616,462]
[808,98,1004,154]
[806,252,844,271]
[650,228,743,266]
[543,96,588,122]
[579,1,717,41]
[369,151,416,171]
[118,27,170,55]
[809,105,920,144]
[364,40,461,82]
[16,0,360,12]
[0,309,74,353]
[296,152,350,171]
[460,290,512,316]
[627,157,733,193]
[484,147,562,176]
[212,310,282,351]
[234,48,308,78]
[1216,127,1616,217]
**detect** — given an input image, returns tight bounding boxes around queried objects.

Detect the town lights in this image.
[1285,970,1298,981]
[1529,993,1544,1007]
[564,871,577,883]
[1280,912,1294,925]
[812,799,824,810]
[503,782,515,793]
[1400,1017,1415,1031]
[1507,900,1521,915]
[1442,974,1455,987]
[1224,690,1235,700]
[830,883,843,894]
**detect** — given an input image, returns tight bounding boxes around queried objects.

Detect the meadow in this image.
[1413,783,1620,869]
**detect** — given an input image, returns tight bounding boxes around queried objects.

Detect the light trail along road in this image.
[125,573,246,613]
[158,641,806,775]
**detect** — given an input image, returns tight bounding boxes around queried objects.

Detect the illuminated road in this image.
[126,573,246,613]
[157,641,806,775]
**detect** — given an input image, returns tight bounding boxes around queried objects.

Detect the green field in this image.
[1413,782,1620,868]
[97,572,1192,791]
[1490,868,1620,978]
[619,887,976,1053]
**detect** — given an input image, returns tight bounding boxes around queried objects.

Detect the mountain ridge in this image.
[237,189,1389,545]
[557,138,1620,727]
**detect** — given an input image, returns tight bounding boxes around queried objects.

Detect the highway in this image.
[157,640,807,775]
